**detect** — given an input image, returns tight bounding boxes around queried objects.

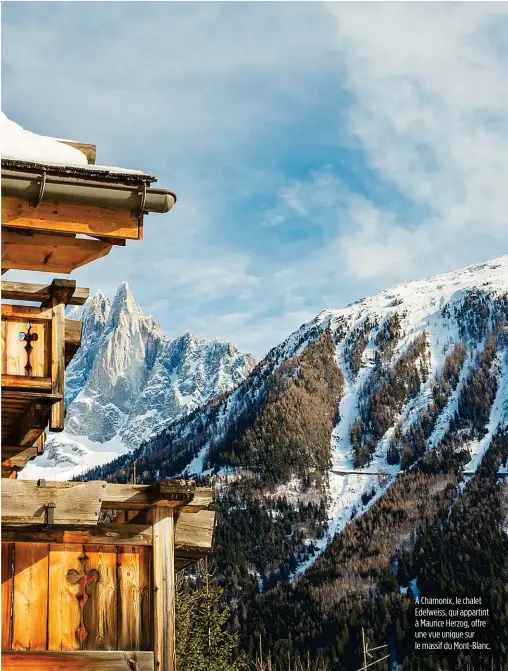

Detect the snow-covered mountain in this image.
[88,256,508,576]
[21,283,255,480]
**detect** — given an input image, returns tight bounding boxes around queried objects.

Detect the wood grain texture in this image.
[12,543,49,650]
[48,544,82,651]
[101,480,195,510]
[50,296,65,430]
[152,507,176,671]
[117,546,151,650]
[1,304,53,320]
[2,196,139,239]
[1,229,113,274]
[1,280,89,306]
[2,317,48,378]
[2,524,153,547]
[82,545,118,651]
[2,543,14,650]
[1,651,154,670]
[1,374,52,391]
[175,510,216,556]
[2,480,103,526]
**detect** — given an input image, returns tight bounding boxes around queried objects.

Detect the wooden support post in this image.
[152,507,176,671]
[48,282,68,431]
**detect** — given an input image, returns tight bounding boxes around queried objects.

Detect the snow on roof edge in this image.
[1,112,150,178]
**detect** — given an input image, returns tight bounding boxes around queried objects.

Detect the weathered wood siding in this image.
[1,543,151,653]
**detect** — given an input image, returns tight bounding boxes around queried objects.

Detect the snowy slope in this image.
[21,283,255,481]
[94,256,508,578]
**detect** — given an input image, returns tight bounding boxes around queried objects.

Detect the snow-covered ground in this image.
[19,433,128,482]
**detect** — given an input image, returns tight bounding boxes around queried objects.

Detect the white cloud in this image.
[324,2,508,279]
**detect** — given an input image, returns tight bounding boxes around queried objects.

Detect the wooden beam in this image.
[49,285,66,431]
[0,510,216,560]
[152,507,176,671]
[1,390,63,403]
[1,446,37,471]
[89,235,127,246]
[174,510,216,557]
[149,480,196,507]
[58,140,97,164]
[8,401,51,448]
[46,278,79,305]
[1,479,214,528]
[180,486,213,512]
[101,480,196,510]
[2,196,140,240]
[1,651,154,671]
[34,431,46,454]
[2,228,113,274]
[65,319,82,366]
[2,480,104,526]
[1,374,52,391]
[1,303,53,319]
[2,523,153,546]
[2,280,89,305]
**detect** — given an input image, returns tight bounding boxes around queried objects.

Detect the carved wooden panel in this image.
[1,308,50,379]
[2,543,151,653]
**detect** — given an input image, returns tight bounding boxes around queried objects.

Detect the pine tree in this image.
[176,560,246,671]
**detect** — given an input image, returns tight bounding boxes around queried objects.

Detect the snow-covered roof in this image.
[1,113,151,179]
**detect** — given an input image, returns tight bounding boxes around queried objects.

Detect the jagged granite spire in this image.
[22,284,256,480]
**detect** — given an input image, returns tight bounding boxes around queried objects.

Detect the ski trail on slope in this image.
[290,322,397,582]
[459,349,508,489]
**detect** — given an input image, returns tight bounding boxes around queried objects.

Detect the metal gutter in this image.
[1,168,176,215]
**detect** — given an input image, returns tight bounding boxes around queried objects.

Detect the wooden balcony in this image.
[1,279,88,476]
[1,479,215,671]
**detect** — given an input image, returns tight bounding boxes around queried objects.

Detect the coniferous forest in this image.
[79,277,508,671]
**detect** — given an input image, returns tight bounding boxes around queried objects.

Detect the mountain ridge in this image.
[21,282,256,481]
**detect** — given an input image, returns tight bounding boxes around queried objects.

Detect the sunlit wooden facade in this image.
[1,133,215,671]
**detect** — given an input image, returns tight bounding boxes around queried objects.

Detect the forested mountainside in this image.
[21,282,255,481]
[81,256,508,669]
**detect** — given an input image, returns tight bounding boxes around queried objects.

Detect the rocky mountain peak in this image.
[22,284,255,481]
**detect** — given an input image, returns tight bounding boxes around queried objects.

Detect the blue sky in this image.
[2,2,508,358]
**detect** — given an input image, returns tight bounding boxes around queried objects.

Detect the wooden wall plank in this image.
[2,543,14,650]
[1,650,154,670]
[12,543,49,651]
[82,545,117,651]
[48,544,82,651]
[117,546,151,650]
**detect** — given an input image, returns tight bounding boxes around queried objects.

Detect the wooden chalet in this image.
[1,119,216,671]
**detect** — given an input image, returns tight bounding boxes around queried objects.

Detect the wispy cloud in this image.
[2,3,507,359]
